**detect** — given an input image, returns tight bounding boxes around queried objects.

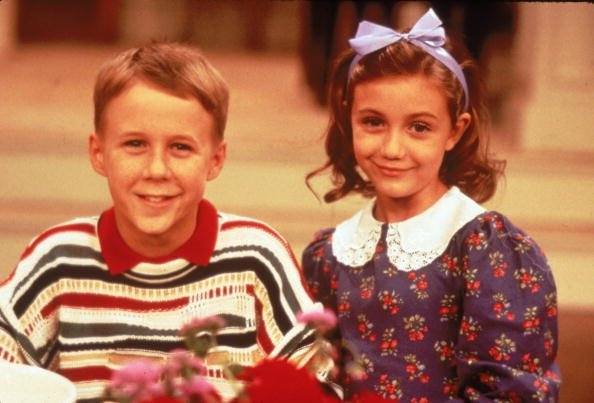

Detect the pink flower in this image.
[180,376,221,401]
[297,308,338,334]
[166,349,206,375]
[109,361,162,401]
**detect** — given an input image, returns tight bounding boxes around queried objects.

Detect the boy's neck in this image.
[125,232,192,258]
[115,213,198,259]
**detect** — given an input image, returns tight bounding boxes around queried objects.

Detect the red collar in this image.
[98,199,219,276]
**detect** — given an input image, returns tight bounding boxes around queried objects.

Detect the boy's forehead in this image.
[105,80,208,117]
[99,81,216,137]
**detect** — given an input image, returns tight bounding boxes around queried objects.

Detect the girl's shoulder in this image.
[302,200,373,265]
[453,210,544,255]
[302,227,336,260]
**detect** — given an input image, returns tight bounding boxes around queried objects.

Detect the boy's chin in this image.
[134,220,179,238]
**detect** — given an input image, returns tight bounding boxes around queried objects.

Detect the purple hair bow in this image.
[348,8,469,111]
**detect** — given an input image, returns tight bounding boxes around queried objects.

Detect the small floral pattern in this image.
[303,211,561,401]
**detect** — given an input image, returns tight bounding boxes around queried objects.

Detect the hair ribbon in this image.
[348,8,469,111]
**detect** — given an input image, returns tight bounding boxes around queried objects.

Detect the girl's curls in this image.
[307,29,505,204]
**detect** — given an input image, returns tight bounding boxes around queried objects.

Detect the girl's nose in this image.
[144,149,171,179]
[380,130,406,159]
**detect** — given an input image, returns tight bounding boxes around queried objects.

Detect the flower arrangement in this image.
[105,316,227,403]
[105,309,385,402]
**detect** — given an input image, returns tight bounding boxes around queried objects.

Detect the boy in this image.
[0,43,329,401]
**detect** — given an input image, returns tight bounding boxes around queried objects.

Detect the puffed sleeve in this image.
[455,212,561,401]
[301,228,338,311]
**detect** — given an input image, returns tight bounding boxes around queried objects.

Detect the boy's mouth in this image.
[137,194,177,203]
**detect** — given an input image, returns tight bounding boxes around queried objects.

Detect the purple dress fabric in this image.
[302,210,561,402]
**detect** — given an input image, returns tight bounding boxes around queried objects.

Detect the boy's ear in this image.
[446,112,471,151]
[207,140,227,181]
[88,133,107,177]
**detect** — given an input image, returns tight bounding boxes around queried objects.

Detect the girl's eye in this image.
[361,116,385,129]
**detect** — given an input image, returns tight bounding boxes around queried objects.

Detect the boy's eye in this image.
[171,143,193,152]
[410,122,430,134]
[124,140,145,148]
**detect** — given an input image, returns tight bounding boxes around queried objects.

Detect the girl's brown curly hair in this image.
[306,34,505,204]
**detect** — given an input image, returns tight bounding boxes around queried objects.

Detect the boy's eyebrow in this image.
[116,130,147,137]
[117,131,199,141]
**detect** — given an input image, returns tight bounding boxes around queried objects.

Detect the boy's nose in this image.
[144,150,171,179]
[380,130,406,159]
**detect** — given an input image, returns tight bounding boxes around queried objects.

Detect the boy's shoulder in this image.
[20,215,100,262]
[2,215,100,287]
[217,211,290,248]
[214,211,299,267]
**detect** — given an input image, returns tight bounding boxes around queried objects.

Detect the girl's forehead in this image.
[352,75,448,109]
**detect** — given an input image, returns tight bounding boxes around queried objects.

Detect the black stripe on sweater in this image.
[57,331,257,353]
[14,247,298,336]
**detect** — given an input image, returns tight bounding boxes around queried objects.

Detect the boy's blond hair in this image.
[93,42,229,140]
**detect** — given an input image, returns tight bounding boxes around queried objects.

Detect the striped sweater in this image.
[0,201,323,402]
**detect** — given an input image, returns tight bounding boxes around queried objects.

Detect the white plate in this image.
[0,362,76,403]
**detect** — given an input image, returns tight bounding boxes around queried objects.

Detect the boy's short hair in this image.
[93,42,229,140]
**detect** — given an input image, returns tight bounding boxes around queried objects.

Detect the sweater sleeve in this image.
[239,222,332,369]
[242,223,341,395]
[455,213,561,401]
[0,256,46,366]
[0,307,27,364]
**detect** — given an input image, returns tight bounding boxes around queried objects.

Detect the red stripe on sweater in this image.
[21,223,96,261]
[60,365,113,382]
[0,223,97,287]
[245,284,274,354]
[41,293,190,318]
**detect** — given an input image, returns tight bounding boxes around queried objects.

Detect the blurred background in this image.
[0,1,592,400]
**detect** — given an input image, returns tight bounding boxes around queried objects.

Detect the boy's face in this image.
[89,80,226,255]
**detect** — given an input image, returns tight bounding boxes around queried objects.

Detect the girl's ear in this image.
[446,112,471,151]
[88,133,107,177]
[207,140,227,181]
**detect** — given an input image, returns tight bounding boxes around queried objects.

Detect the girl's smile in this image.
[373,162,415,177]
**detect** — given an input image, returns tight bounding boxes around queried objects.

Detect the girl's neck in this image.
[373,183,449,223]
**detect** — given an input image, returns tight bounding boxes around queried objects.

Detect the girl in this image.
[302,9,561,402]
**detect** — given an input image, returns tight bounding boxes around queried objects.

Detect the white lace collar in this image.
[332,187,485,271]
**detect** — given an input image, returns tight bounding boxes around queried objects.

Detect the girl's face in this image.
[351,74,470,222]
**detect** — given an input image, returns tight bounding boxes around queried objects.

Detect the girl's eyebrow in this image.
[353,108,438,121]
[409,112,439,120]
[352,107,385,115]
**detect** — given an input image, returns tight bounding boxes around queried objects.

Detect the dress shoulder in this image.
[453,210,551,272]
[301,228,337,307]
[303,228,335,260]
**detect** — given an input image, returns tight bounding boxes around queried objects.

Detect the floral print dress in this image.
[302,187,561,402]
